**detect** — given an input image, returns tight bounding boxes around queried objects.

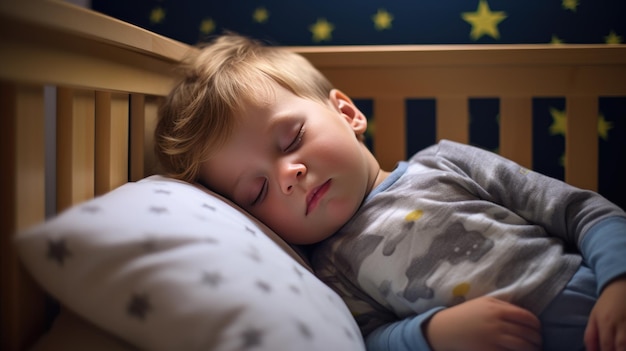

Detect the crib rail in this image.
[294,45,626,192]
[1,1,625,350]
[0,1,190,350]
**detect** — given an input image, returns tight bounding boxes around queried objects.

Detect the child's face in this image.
[200,83,380,244]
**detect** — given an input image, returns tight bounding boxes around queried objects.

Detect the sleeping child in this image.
[154,33,626,351]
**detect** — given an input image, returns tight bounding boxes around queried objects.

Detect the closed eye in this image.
[250,179,268,206]
[284,125,304,153]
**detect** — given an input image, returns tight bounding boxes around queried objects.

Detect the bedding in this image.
[16,175,365,351]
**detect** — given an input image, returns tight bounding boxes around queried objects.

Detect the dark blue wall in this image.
[92,0,626,209]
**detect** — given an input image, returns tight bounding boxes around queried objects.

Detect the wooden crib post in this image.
[95,91,129,195]
[0,82,47,351]
[56,87,96,212]
[373,96,406,171]
[500,96,533,169]
[130,94,146,182]
[436,96,469,144]
[565,96,598,191]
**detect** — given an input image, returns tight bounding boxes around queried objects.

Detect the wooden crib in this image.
[1,1,625,350]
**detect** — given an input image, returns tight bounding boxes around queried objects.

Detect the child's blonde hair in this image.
[155,33,334,182]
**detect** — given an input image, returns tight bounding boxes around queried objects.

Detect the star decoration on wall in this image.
[598,114,614,140]
[551,35,565,44]
[462,0,507,40]
[562,0,579,12]
[549,107,567,136]
[309,18,334,42]
[372,9,393,31]
[47,238,72,266]
[150,7,165,24]
[253,7,269,23]
[200,18,216,35]
[605,30,623,44]
[127,293,152,321]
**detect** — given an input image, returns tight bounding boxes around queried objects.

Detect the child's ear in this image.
[329,89,368,136]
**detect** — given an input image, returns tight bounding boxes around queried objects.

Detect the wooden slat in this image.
[130,95,163,181]
[56,87,95,212]
[373,96,406,171]
[95,91,129,196]
[129,94,146,182]
[566,96,598,191]
[0,82,47,351]
[436,96,468,143]
[143,96,163,176]
[500,97,533,168]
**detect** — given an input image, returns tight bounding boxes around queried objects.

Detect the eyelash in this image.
[251,125,305,207]
[251,179,267,206]
[284,125,305,153]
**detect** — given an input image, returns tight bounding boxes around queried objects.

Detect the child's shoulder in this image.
[410,139,475,159]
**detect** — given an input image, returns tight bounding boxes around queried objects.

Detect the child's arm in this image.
[425,141,626,350]
[416,141,626,248]
[580,217,626,350]
[585,276,626,351]
[424,296,541,351]
[366,297,541,351]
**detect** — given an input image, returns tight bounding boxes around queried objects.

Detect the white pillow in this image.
[16,175,365,351]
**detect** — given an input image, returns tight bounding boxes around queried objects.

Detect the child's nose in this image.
[280,162,306,194]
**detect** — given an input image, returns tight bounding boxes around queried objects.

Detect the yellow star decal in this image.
[199,18,216,35]
[598,114,613,141]
[253,7,269,23]
[605,30,623,44]
[549,107,567,136]
[150,7,165,24]
[462,0,507,40]
[562,0,579,12]
[372,9,393,31]
[309,18,334,42]
[551,35,564,45]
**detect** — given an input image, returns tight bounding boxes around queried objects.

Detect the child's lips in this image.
[306,179,331,215]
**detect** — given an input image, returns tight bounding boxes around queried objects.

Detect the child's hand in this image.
[424,296,541,351]
[585,276,626,351]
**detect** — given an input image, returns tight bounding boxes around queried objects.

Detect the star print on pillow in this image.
[16,175,365,351]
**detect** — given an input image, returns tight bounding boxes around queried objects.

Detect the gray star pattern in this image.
[127,293,152,321]
[201,271,223,288]
[241,327,263,349]
[255,280,272,293]
[47,238,72,266]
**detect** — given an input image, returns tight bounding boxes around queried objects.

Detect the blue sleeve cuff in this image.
[580,216,626,293]
[365,307,444,351]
